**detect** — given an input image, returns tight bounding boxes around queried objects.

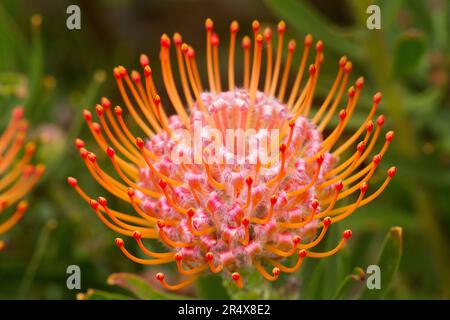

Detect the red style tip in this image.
[311,199,319,210]
[386,131,394,142]
[323,217,332,227]
[348,86,355,98]
[270,195,278,205]
[230,21,239,34]
[187,208,195,217]
[339,56,347,68]
[272,267,281,276]
[335,181,344,192]
[101,97,111,109]
[156,272,165,281]
[83,110,92,122]
[377,115,385,126]
[317,154,324,164]
[95,104,104,117]
[173,33,182,46]
[17,202,28,212]
[114,106,123,116]
[187,47,196,58]
[241,217,250,227]
[115,238,124,247]
[357,141,366,153]
[98,197,107,207]
[144,66,151,77]
[75,138,85,149]
[289,120,295,128]
[211,33,220,46]
[12,107,24,120]
[245,176,253,186]
[87,152,97,163]
[344,62,353,73]
[373,92,382,104]
[304,34,312,47]
[175,253,183,261]
[159,179,167,189]
[160,34,171,48]
[79,148,88,159]
[360,182,369,193]
[117,66,127,77]
[388,167,397,178]
[140,54,149,67]
[205,252,214,261]
[277,21,286,33]
[343,230,352,239]
[205,18,214,31]
[154,95,161,105]
[136,137,145,149]
[231,272,241,281]
[264,28,272,41]
[288,40,296,52]
[309,64,316,75]
[106,147,115,158]
[242,36,251,49]
[366,121,374,132]
[181,43,189,54]
[299,249,307,258]
[127,188,135,197]
[293,236,301,244]
[373,154,382,165]
[157,219,166,229]
[316,40,324,52]
[256,34,263,44]
[279,143,287,153]
[356,77,364,89]
[131,70,141,83]
[25,142,36,154]
[67,177,78,187]
[252,20,260,32]
[92,122,101,133]
[113,67,121,79]
[89,199,99,210]
[133,231,142,240]
[339,109,347,121]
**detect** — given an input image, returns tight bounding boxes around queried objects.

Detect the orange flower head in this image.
[69,19,396,290]
[0,107,44,251]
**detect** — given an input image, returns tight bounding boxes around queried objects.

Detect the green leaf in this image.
[392,32,426,77]
[107,272,190,300]
[264,0,360,60]
[333,267,366,299]
[404,87,442,117]
[360,227,403,299]
[77,289,134,300]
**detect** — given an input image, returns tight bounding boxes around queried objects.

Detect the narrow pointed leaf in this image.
[107,272,190,300]
[360,226,403,299]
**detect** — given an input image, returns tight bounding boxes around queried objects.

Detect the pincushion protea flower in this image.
[0,107,44,251]
[68,19,396,291]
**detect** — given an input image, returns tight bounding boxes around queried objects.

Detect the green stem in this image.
[17,219,57,299]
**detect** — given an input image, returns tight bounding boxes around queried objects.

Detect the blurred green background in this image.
[0,0,449,299]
